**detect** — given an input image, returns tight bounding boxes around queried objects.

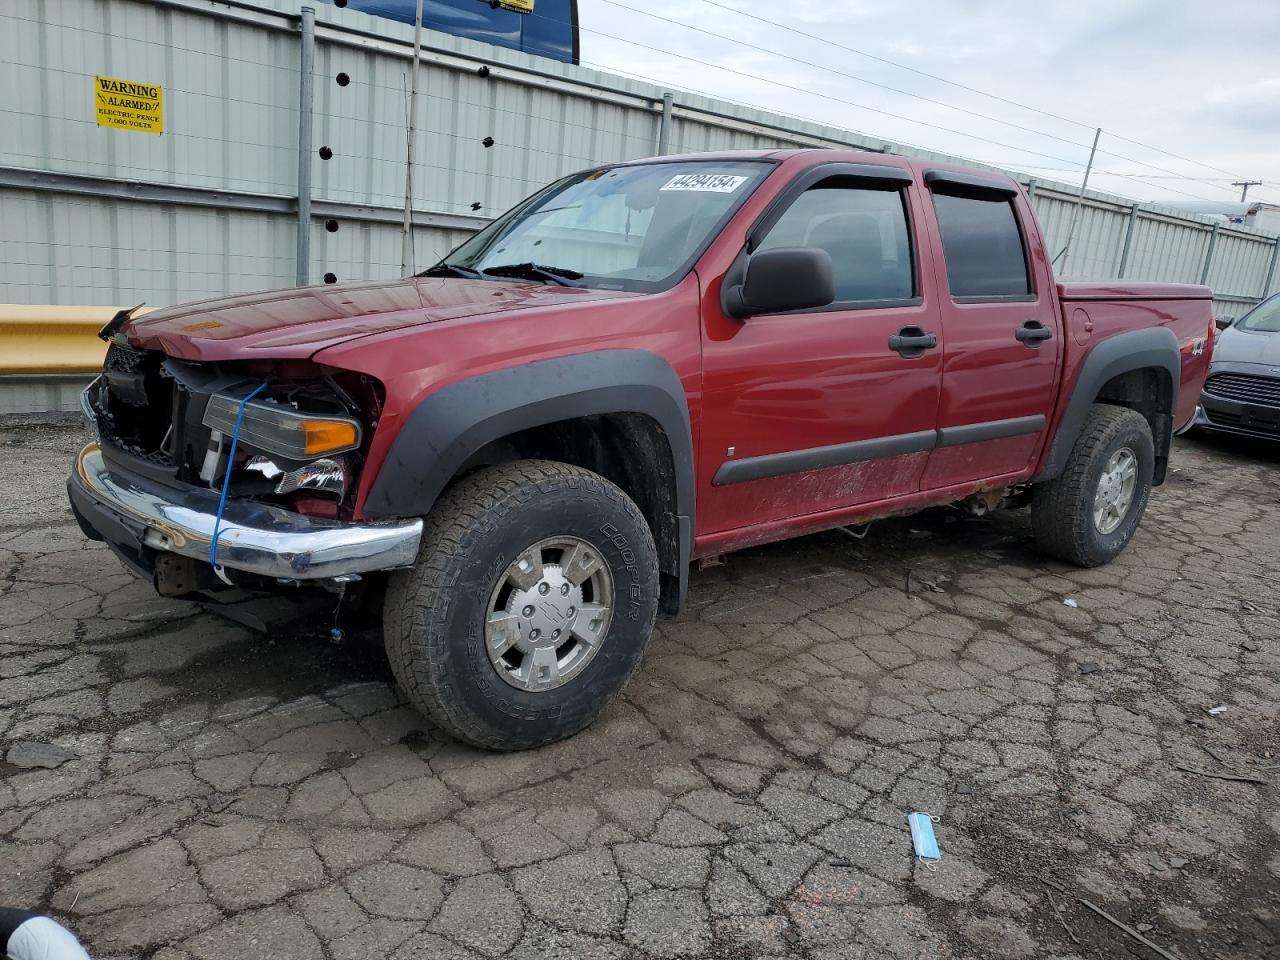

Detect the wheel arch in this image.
[363,350,694,612]
[1035,327,1180,486]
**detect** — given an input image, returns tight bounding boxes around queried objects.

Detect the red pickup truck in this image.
[69,149,1214,749]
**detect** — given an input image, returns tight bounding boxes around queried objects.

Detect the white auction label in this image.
[660,173,748,193]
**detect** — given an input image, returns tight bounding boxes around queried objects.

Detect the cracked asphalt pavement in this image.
[2,420,1277,960]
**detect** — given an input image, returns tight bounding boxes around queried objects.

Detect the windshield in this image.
[1239,294,1280,333]
[435,160,774,291]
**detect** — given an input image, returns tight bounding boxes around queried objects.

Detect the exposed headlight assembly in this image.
[247,455,349,497]
[203,394,361,459]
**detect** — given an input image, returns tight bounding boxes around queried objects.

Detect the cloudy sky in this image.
[575,0,1280,208]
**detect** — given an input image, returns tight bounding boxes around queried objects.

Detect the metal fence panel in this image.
[1126,216,1210,284]
[0,188,297,305]
[1209,232,1274,298]
[309,219,468,284]
[1066,203,1129,280]
[2,1,302,194]
[1028,192,1130,280]
[311,44,661,217]
[1,0,1277,314]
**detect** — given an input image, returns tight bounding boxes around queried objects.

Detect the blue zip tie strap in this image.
[209,380,269,572]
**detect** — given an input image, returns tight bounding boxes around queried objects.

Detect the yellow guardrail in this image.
[0,305,154,375]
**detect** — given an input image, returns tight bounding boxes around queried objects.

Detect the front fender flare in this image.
[362,349,694,597]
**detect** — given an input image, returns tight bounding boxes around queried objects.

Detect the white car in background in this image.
[1193,294,1280,440]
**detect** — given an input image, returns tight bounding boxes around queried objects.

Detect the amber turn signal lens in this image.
[302,419,359,456]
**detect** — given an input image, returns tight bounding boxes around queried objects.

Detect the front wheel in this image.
[383,460,659,751]
[1032,404,1155,567]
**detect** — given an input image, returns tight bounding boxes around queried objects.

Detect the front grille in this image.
[95,343,223,479]
[1204,372,1280,407]
[98,343,178,466]
[1204,405,1280,436]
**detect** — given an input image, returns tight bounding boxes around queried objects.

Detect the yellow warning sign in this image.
[497,0,535,12]
[95,75,163,134]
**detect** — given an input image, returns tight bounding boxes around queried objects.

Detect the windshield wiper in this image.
[417,262,484,279]
[479,263,585,287]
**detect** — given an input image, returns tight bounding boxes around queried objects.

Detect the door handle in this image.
[888,326,939,359]
[1015,320,1053,345]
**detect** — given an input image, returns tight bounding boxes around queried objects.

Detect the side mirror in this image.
[1214,315,1235,331]
[723,247,835,319]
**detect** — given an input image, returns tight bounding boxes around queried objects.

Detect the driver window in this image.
[757,180,915,303]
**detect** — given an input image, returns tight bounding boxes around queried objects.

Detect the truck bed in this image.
[1056,281,1215,436]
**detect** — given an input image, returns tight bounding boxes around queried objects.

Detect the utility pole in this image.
[400,0,425,277]
[295,6,315,286]
[1233,180,1262,202]
[1054,126,1101,273]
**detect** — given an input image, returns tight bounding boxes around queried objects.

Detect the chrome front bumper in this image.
[68,443,422,581]
[1175,405,1211,435]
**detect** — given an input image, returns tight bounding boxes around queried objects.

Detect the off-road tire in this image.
[383,460,659,750]
[1032,404,1154,567]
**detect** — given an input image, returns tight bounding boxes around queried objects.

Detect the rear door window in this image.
[931,189,1031,300]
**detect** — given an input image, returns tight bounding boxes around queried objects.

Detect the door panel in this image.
[699,306,941,534]
[918,177,1060,488]
[698,174,944,537]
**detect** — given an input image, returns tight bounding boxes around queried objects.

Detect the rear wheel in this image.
[1032,404,1154,567]
[383,460,659,750]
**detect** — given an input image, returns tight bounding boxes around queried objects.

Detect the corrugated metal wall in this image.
[2,0,1277,319]
[2,1,301,193]
[2,187,300,305]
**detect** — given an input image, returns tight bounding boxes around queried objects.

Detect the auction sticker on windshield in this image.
[661,173,748,192]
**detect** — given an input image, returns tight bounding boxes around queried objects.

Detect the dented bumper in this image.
[68,443,422,582]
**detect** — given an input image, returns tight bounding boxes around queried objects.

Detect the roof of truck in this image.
[615,148,887,164]
[613,149,1022,187]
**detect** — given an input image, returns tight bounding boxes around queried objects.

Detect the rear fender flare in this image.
[1035,326,1180,482]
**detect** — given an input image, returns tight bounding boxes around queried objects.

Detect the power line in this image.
[578,56,1223,203]
[569,20,1228,201]
[579,58,890,146]
[690,0,1255,185]
[507,4,1230,202]
[583,0,1243,196]
[594,0,1100,152]
[1101,132,1254,181]
[1000,165,1242,182]
[563,16,1097,168]
[695,0,1089,127]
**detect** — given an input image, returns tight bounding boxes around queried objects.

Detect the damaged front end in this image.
[69,340,421,599]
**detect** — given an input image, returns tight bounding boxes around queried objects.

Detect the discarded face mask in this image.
[908,812,941,870]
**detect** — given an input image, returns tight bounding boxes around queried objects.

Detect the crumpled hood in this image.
[1214,324,1280,367]
[124,276,639,362]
